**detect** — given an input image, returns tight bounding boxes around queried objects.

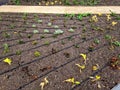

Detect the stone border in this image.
[0,5,120,14]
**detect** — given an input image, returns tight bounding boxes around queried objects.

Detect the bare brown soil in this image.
[0,13,120,90]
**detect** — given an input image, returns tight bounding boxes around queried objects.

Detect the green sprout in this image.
[22,13,28,20]
[44,29,50,33]
[32,40,38,45]
[16,50,22,55]
[44,41,50,45]
[17,40,24,44]
[34,51,41,57]
[105,35,112,40]
[3,43,9,54]
[3,32,10,38]
[33,30,39,34]
[32,24,36,28]
[112,41,120,47]
[94,39,100,44]
[77,13,91,21]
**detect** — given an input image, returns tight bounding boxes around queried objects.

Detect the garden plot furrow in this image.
[16,43,109,90]
[0,30,110,76]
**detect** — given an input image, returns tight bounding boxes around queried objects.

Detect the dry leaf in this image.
[91,15,98,22]
[40,77,49,90]
[3,58,12,65]
[40,82,45,90]
[112,21,117,26]
[97,13,102,16]
[92,64,99,71]
[106,14,111,21]
[75,64,85,69]
[90,75,101,82]
[80,53,87,64]
[64,78,75,83]
[97,82,101,88]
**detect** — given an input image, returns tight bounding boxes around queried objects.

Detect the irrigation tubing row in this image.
[0,31,109,76]
[0,24,88,35]
[16,43,109,90]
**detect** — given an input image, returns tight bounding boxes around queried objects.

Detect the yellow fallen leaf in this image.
[80,53,87,61]
[97,82,101,88]
[92,64,99,71]
[40,82,45,90]
[75,64,85,69]
[106,14,111,21]
[74,81,80,85]
[95,75,101,80]
[80,53,87,64]
[44,77,49,84]
[91,15,98,22]
[3,58,12,65]
[112,21,117,26]
[97,13,102,16]
[90,75,101,82]
[14,32,17,34]
[64,78,74,83]
[40,77,49,90]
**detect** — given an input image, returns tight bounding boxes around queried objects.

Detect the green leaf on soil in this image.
[44,29,50,33]
[32,40,38,45]
[48,22,52,26]
[32,24,36,28]
[3,43,9,54]
[16,50,22,55]
[105,35,112,40]
[53,25,59,29]
[27,34,33,38]
[44,41,50,45]
[112,41,120,47]
[94,39,100,44]
[3,32,10,38]
[33,30,39,34]
[34,51,41,57]
[54,29,64,35]
[37,20,43,23]
[77,13,91,20]
[17,40,25,44]
[68,28,75,33]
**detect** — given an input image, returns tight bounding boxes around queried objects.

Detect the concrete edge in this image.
[0,5,120,14]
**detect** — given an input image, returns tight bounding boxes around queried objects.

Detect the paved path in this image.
[0,6,120,14]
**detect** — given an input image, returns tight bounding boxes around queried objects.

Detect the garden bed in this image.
[0,13,120,90]
[7,0,120,6]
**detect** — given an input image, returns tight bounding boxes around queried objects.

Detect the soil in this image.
[0,13,120,90]
[6,0,120,6]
